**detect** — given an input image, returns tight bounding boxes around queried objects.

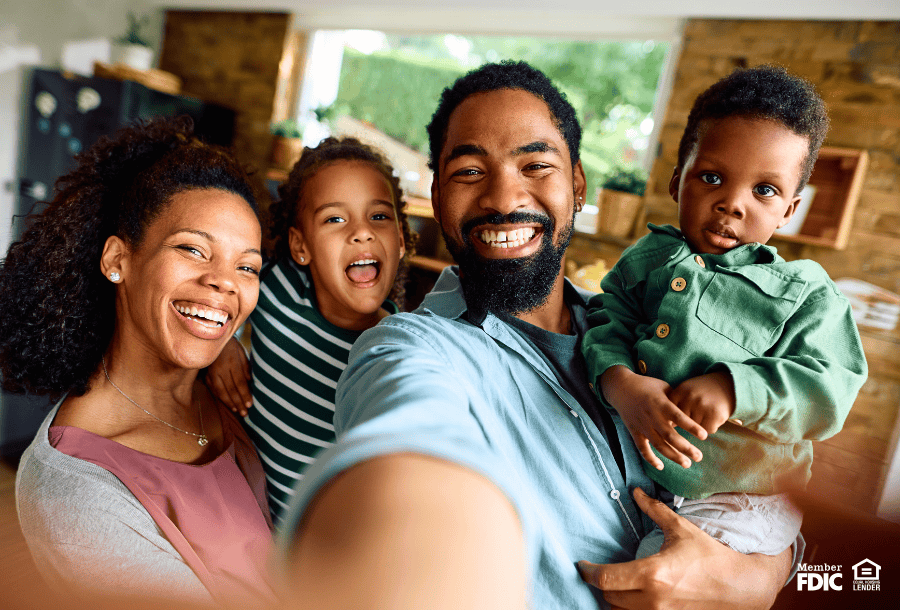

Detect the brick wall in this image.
[159,11,293,186]
[644,19,900,514]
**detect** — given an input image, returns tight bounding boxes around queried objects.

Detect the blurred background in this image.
[2,2,900,608]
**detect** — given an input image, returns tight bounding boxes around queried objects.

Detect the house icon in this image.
[852,559,881,580]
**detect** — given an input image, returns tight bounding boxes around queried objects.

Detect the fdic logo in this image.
[796,559,882,592]
[796,563,842,591]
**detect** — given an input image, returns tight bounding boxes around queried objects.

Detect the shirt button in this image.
[637,360,647,374]
[694,255,706,268]
[656,323,670,339]
[671,277,687,291]
[610,489,620,500]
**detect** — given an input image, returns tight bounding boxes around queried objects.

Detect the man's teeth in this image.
[350,259,378,266]
[479,228,536,248]
[175,304,228,326]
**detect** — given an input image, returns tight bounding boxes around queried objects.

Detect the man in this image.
[278,61,795,610]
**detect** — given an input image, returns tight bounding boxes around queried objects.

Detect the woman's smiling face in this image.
[112,188,262,369]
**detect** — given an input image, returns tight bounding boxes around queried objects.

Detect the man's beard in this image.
[441,210,574,319]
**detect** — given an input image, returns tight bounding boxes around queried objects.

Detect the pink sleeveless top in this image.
[49,404,275,606]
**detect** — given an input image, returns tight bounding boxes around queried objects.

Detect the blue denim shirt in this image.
[278,267,655,608]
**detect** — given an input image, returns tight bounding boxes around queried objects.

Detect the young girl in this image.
[206,137,415,521]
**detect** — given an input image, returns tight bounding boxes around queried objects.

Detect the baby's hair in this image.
[268,136,416,308]
[0,116,258,398]
[426,60,582,177]
[677,65,829,194]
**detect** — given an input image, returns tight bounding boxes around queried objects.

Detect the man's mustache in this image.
[460,212,554,243]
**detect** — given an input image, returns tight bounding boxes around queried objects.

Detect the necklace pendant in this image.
[198,436,209,447]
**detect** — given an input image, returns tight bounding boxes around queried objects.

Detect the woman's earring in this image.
[299,256,305,263]
[109,272,121,282]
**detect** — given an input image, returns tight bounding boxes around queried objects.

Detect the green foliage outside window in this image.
[601,166,649,196]
[336,50,464,153]
[334,35,668,198]
[270,118,304,139]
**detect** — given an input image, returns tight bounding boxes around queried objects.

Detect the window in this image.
[298,30,670,201]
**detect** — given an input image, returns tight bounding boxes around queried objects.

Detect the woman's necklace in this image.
[101,356,209,447]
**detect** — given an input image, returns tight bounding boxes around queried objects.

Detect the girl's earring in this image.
[109,272,121,282]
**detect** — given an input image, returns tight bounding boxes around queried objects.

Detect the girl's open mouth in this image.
[346,258,381,285]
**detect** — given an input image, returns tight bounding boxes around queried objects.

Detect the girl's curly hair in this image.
[268,136,416,309]
[0,116,258,398]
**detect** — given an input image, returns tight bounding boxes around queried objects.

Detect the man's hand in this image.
[600,366,707,469]
[204,337,253,416]
[577,488,790,610]
[667,372,736,436]
[285,454,528,610]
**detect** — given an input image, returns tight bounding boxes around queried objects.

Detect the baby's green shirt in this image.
[582,224,868,498]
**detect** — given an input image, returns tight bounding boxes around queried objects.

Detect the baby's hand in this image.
[205,337,253,416]
[667,372,736,436]
[600,366,707,470]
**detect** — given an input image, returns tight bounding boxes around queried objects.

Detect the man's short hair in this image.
[677,65,829,193]
[426,61,582,176]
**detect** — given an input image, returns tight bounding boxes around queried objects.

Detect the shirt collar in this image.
[417,266,468,320]
[647,223,782,266]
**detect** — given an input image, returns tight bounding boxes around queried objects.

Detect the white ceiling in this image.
[156,0,900,21]
[149,1,900,40]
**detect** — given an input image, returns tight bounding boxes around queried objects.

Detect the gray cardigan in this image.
[15,402,212,603]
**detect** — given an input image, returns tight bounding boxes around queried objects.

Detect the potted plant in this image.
[597,166,648,238]
[113,12,153,71]
[269,118,304,171]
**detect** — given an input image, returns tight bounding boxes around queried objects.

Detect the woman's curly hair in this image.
[0,116,258,399]
[267,136,416,309]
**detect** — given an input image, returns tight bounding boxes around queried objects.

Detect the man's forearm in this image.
[284,453,528,610]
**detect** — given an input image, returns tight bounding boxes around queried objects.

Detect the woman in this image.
[0,118,273,606]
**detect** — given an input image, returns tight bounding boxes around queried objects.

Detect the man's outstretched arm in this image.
[282,453,528,610]
[578,488,791,610]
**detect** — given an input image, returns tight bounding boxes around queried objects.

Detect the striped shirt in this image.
[244,258,397,523]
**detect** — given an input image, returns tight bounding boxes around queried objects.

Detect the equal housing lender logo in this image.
[796,559,882,592]
[852,559,881,591]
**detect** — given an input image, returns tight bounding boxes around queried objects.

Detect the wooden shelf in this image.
[93,61,182,95]
[404,196,454,276]
[404,196,434,219]
[266,167,289,183]
[771,146,869,250]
